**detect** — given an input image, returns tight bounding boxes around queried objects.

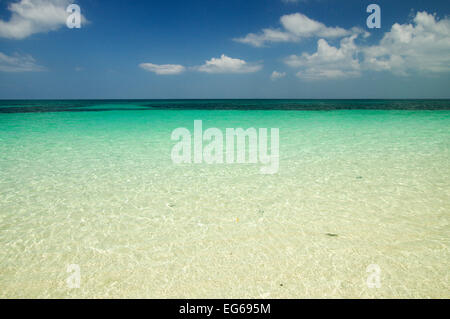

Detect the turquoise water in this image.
[0,100,449,298]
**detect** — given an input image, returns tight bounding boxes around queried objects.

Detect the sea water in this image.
[0,100,449,298]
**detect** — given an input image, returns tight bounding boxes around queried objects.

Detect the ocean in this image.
[0,100,449,298]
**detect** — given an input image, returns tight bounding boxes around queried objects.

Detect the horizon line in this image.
[2,98,450,101]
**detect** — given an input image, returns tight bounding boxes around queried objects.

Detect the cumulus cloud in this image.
[0,0,87,39]
[362,11,450,75]
[0,52,45,72]
[285,35,360,80]
[139,55,261,75]
[284,11,450,80]
[270,71,286,80]
[194,54,262,73]
[139,63,185,75]
[281,13,350,38]
[234,12,352,47]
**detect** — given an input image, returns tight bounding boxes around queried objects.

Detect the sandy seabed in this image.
[0,109,449,298]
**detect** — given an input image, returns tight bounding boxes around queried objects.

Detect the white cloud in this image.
[270,71,286,80]
[285,35,360,80]
[284,11,450,80]
[0,51,45,72]
[195,54,262,73]
[139,63,185,75]
[281,13,349,38]
[235,29,296,47]
[0,0,87,39]
[362,11,450,75]
[140,55,261,75]
[234,12,352,47]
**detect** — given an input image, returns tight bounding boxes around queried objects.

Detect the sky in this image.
[0,0,449,99]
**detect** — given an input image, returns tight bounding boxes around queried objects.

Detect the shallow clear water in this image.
[0,100,449,298]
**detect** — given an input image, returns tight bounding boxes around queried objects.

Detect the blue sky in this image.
[0,0,449,99]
